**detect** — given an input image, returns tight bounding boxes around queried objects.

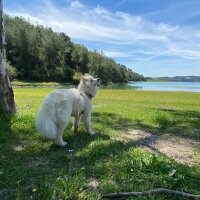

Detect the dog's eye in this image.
[90,79,93,82]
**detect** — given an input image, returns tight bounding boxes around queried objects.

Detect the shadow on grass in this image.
[156,108,200,139]
[92,108,200,141]
[0,113,13,143]
[0,113,112,199]
[72,112,200,198]
[0,110,200,199]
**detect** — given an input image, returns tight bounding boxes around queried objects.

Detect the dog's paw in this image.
[61,141,67,146]
[89,131,95,136]
[55,140,67,147]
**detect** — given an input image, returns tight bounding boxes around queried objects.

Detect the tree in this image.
[4,15,145,84]
[72,44,89,73]
[0,0,16,113]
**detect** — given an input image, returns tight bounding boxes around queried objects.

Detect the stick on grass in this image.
[102,188,200,199]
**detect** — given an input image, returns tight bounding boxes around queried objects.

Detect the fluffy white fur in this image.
[35,74,99,146]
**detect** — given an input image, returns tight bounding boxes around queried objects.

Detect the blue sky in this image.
[4,0,200,77]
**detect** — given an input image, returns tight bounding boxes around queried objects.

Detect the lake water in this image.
[128,81,200,92]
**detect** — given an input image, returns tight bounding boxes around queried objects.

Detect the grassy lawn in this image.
[0,87,200,199]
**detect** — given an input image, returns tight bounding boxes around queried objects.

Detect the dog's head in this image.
[81,74,100,88]
[78,74,100,98]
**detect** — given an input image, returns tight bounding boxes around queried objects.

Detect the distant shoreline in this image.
[146,76,200,82]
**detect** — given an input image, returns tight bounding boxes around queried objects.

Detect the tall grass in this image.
[0,88,200,199]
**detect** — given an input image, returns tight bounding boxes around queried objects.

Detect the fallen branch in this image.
[102,188,200,199]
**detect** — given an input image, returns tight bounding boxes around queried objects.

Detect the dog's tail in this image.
[35,109,57,139]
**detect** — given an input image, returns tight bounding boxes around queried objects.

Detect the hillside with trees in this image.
[5,15,145,84]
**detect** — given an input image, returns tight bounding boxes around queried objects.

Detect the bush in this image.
[6,63,18,80]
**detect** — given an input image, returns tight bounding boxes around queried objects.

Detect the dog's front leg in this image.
[83,112,95,135]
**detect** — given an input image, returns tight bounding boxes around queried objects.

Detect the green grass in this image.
[0,88,200,199]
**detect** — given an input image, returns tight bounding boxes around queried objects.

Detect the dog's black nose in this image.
[97,78,100,82]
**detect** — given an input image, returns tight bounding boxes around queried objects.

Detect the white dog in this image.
[35,74,99,146]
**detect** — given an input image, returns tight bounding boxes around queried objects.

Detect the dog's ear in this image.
[81,76,87,83]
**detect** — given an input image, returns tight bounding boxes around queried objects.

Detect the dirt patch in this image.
[86,178,99,190]
[124,129,200,166]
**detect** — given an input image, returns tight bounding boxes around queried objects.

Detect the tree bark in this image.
[0,0,16,113]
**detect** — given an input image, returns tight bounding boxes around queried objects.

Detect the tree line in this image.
[5,15,145,84]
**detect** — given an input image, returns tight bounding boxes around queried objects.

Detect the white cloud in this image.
[5,1,170,43]
[93,5,109,15]
[70,1,85,9]
[4,0,200,75]
[103,51,131,58]
[116,0,128,6]
[145,0,200,25]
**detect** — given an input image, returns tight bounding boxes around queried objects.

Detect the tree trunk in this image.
[0,0,16,113]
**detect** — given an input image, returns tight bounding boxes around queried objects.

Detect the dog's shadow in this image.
[47,111,131,153]
[49,130,110,150]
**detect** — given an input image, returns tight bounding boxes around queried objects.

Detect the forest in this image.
[5,15,145,85]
